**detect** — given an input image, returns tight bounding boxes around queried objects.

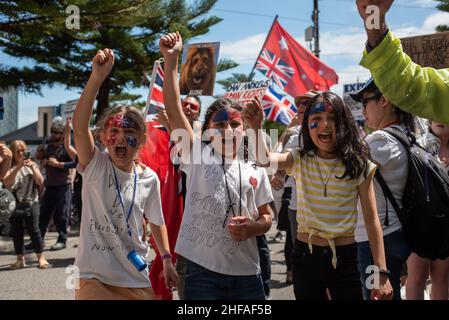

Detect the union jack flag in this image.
[145,60,165,121]
[256,49,295,90]
[261,85,296,125]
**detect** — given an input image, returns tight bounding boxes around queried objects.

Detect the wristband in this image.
[161,253,172,260]
[378,268,391,277]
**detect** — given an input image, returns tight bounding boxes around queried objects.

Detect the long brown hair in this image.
[9,140,27,167]
[300,92,371,180]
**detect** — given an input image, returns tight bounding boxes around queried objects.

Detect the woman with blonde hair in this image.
[3,140,50,269]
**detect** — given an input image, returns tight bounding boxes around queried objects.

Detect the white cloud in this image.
[330,65,371,96]
[408,0,437,6]
[220,33,266,64]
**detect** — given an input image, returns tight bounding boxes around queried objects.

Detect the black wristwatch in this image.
[378,268,391,277]
[366,28,389,52]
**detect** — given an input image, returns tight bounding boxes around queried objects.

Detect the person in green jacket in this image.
[356,0,449,124]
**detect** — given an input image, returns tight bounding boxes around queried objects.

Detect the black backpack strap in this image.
[381,126,412,150]
[374,170,401,220]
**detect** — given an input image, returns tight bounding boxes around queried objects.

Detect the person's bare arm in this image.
[160,32,194,149]
[0,145,12,181]
[73,49,114,169]
[243,97,294,171]
[2,165,21,188]
[358,173,393,300]
[26,160,44,187]
[149,223,179,289]
[64,118,77,161]
[228,203,273,242]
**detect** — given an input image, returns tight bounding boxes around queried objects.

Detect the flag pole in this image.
[144,58,164,118]
[248,15,279,79]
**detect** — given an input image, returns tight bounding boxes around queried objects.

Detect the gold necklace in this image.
[316,157,337,197]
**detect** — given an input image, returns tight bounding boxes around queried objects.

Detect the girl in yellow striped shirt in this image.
[243,91,392,300]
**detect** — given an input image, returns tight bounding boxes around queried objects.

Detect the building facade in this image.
[0,86,18,137]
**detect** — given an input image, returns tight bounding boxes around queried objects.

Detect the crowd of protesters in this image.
[1,0,449,300]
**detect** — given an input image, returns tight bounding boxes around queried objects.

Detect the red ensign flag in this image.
[255,19,338,97]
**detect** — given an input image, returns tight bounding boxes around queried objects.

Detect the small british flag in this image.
[145,60,165,121]
[261,85,296,125]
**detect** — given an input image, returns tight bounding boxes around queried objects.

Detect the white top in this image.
[284,132,300,211]
[176,142,274,276]
[355,125,407,243]
[8,166,39,204]
[75,147,165,288]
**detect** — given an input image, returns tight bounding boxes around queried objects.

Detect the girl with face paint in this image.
[244,91,393,301]
[160,32,274,300]
[72,49,178,300]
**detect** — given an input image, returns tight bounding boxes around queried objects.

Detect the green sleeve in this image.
[360,31,449,124]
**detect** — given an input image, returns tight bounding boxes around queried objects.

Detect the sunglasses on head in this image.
[182,101,200,111]
[51,131,63,134]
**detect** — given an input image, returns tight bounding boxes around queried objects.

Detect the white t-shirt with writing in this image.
[75,147,165,288]
[355,125,407,243]
[176,143,274,276]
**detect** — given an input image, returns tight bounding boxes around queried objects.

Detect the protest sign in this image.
[343,82,367,121]
[62,99,78,122]
[224,80,271,106]
[180,42,220,96]
[401,32,449,69]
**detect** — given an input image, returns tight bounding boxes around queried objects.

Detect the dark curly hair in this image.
[300,91,371,180]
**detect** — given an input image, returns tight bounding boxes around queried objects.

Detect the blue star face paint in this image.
[126,136,138,148]
[212,109,230,122]
[310,122,318,130]
[310,102,333,115]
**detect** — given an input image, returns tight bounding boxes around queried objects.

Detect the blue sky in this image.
[1,0,447,127]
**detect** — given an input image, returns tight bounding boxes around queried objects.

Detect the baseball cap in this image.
[294,90,321,106]
[349,78,378,102]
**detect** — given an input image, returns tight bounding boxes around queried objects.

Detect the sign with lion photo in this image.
[179,42,220,96]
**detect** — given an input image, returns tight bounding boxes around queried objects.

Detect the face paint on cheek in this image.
[126,136,138,148]
[106,134,117,146]
[310,122,318,130]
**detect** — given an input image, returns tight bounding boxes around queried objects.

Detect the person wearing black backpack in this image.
[405,121,449,300]
[351,78,413,300]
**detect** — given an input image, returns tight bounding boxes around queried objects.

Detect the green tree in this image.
[217,72,255,90]
[435,0,449,31]
[0,0,236,122]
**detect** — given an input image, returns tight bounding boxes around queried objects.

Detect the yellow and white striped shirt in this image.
[287,149,376,267]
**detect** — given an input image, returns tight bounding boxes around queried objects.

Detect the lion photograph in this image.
[179,43,219,96]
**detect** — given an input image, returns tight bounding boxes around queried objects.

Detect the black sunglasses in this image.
[361,94,382,108]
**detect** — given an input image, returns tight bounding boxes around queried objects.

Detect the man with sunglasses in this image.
[356,0,449,124]
[35,122,76,251]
